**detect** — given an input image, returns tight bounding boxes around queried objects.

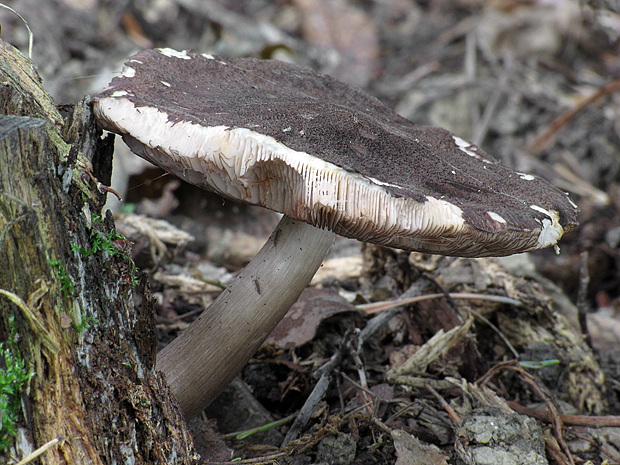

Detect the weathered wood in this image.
[0,39,197,464]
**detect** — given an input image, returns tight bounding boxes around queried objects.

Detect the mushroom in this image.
[93,48,578,418]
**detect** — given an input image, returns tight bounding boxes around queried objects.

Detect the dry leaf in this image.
[266,287,362,349]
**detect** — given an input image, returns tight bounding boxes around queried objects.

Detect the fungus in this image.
[93,48,578,418]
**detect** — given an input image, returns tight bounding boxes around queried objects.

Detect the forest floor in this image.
[3,0,620,463]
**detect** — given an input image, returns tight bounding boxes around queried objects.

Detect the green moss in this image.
[72,315,98,334]
[48,259,74,297]
[72,214,139,287]
[0,316,35,451]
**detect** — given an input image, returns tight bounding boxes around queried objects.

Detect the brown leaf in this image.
[266,287,362,349]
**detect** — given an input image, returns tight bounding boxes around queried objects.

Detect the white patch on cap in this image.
[530,205,553,217]
[567,196,578,209]
[487,211,507,224]
[158,48,191,60]
[202,53,215,60]
[424,196,465,225]
[111,90,129,98]
[161,81,171,87]
[453,136,480,159]
[120,66,136,78]
[517,172,535,181]
[367,176,401,189]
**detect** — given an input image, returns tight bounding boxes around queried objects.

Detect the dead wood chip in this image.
[152,268,224,294]
[392,429,448,465]
[387,318,474,382]
[311,255,363,285]
[453,379,514,415]
[206,228,267,268]
[432,255,605,416]
[116,213,194,264]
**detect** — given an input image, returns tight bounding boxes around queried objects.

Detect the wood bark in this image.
[0,39,197,464]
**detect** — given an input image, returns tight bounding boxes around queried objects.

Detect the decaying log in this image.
[0,39,197,464]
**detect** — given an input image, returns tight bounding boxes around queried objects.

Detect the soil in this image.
[3,0,620,463]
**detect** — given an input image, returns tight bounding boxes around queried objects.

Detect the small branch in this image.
[282,372,332,446]
[425,382,461,426]
[15,436,61,465]
[357,292,522,314]
[525,78,620,156]
[0,4,33,58]
[507,402,620,427]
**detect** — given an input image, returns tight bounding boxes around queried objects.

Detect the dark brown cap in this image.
[93,48,578,257]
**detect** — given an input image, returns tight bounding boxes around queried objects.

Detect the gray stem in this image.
[157,216,336,418]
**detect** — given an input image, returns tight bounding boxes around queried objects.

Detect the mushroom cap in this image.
[93,48,578,257]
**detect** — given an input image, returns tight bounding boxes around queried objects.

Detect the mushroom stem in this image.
[157,215,336,418]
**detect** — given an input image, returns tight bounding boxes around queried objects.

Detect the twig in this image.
[340,372,377,416]
[570,430,620,462]
[385,402,423,425]
[525,78,620,156]
[83,169,123,201]
[545,435,571,465]
[282,372,331,446]
[552,163,609,206]
[425,382,461,425]
[313,328,351,380]
[507,402,620,427]
[15,437,61,465]
[371,417,393,435]
[348,336,374,415]
[0,4,33,58]
[468,307,520,360]
[472,61,511,146]
[358,280,432,341]
[357,292,522,314]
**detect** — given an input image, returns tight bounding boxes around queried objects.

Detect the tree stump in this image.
[0,39,197,464]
